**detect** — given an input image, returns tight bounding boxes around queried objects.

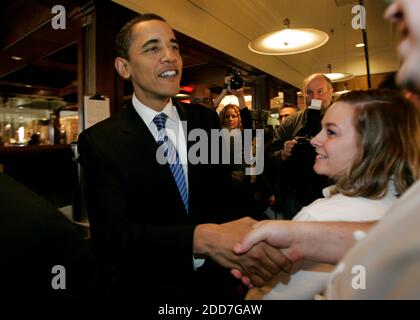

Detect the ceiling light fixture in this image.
[11,56,23,61]
[248,19,329,55]
[355,43,365,48]
[325,64,354,83]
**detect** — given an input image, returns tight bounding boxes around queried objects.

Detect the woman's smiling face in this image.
[310,102,358,180]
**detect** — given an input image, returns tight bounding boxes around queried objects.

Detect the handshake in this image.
[194,217,301,288]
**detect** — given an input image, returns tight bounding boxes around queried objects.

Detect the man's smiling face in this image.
[122,19,183,109]
[385,0,420,92]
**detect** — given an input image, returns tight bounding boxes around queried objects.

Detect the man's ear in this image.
[115,57,131,79]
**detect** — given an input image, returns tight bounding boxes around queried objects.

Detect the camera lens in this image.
[230,75,244,90]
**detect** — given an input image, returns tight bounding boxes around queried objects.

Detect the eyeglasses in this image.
[191,98,213,105]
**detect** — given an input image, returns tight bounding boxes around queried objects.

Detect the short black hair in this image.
[115,13,166,59]
[281,103,299,111]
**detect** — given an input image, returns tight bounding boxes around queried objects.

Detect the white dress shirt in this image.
[325,180,420,299]
[131,94,204,269]
[247,183,398,300]
[132,94,188,193]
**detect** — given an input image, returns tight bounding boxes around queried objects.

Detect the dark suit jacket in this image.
[78,101,243,300]
[0,173,97,299]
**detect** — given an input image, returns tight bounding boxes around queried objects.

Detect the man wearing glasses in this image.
[268,73,333,220]
[190,84,214,109]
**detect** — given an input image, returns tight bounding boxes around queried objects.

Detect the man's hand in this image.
[235,220,377,266]
[235,240,292,287]
[194,217,292,287]
[281,139,298,160]
[230,87,244,97]
[224,75,232,89]
[230,220,300,287]
[233,220,303,263]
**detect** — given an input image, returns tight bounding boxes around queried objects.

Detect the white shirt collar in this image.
[322,185,334,198]
[132,93,178,126]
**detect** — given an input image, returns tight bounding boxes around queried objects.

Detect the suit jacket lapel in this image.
[173,100,192,160]
[119,102,156,150]
[119,102,177,185]
[124,101,189,215]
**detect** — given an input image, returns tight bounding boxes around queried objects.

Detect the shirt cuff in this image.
[193,256,206,270]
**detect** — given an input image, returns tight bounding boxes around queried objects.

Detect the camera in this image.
[295,99,322,141]
[290,103,321,160]
[229,67,244,90]
[291,135,315,162]
[294,136,312,145]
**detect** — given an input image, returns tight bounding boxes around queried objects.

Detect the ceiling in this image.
[0,0,85,109]
[0,0,274,109]
[0,0,400,110]
[114,0,400,89]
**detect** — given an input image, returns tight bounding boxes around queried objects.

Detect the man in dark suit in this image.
[78,14,290,300]
[0,173,97,299]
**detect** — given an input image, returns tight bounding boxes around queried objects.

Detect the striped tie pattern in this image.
[153,113,189,213]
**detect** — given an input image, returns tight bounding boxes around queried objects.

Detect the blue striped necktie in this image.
[153,113,189,213]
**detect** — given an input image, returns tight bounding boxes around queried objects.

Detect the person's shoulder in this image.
[298,192,393,222]
[79,105,131,141]
[82,111,124,134]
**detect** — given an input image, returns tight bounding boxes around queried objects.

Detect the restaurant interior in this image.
[0,0,399,223]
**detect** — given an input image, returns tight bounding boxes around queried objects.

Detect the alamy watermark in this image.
[352,5,366,30]
[51,265,66,290]
[155,123,264,176]
[351,265,366,290]
[51,5,66,30]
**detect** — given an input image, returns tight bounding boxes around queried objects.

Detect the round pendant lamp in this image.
[248,19,329,55]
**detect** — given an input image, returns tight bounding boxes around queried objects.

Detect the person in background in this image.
[214,75,241,107]
[190,75,253,128]
[219,103,256,217]
[268,74,334,220]
[246,89,420,299]
[0,173,98,299]
[265,103,299,214]
[27,133,40,146]
[279,103,299,124]
[189,84,214,109]
[217,73,255,199]
[220,104,243,131]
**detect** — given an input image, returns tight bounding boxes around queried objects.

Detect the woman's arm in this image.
[234,220,375,264]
